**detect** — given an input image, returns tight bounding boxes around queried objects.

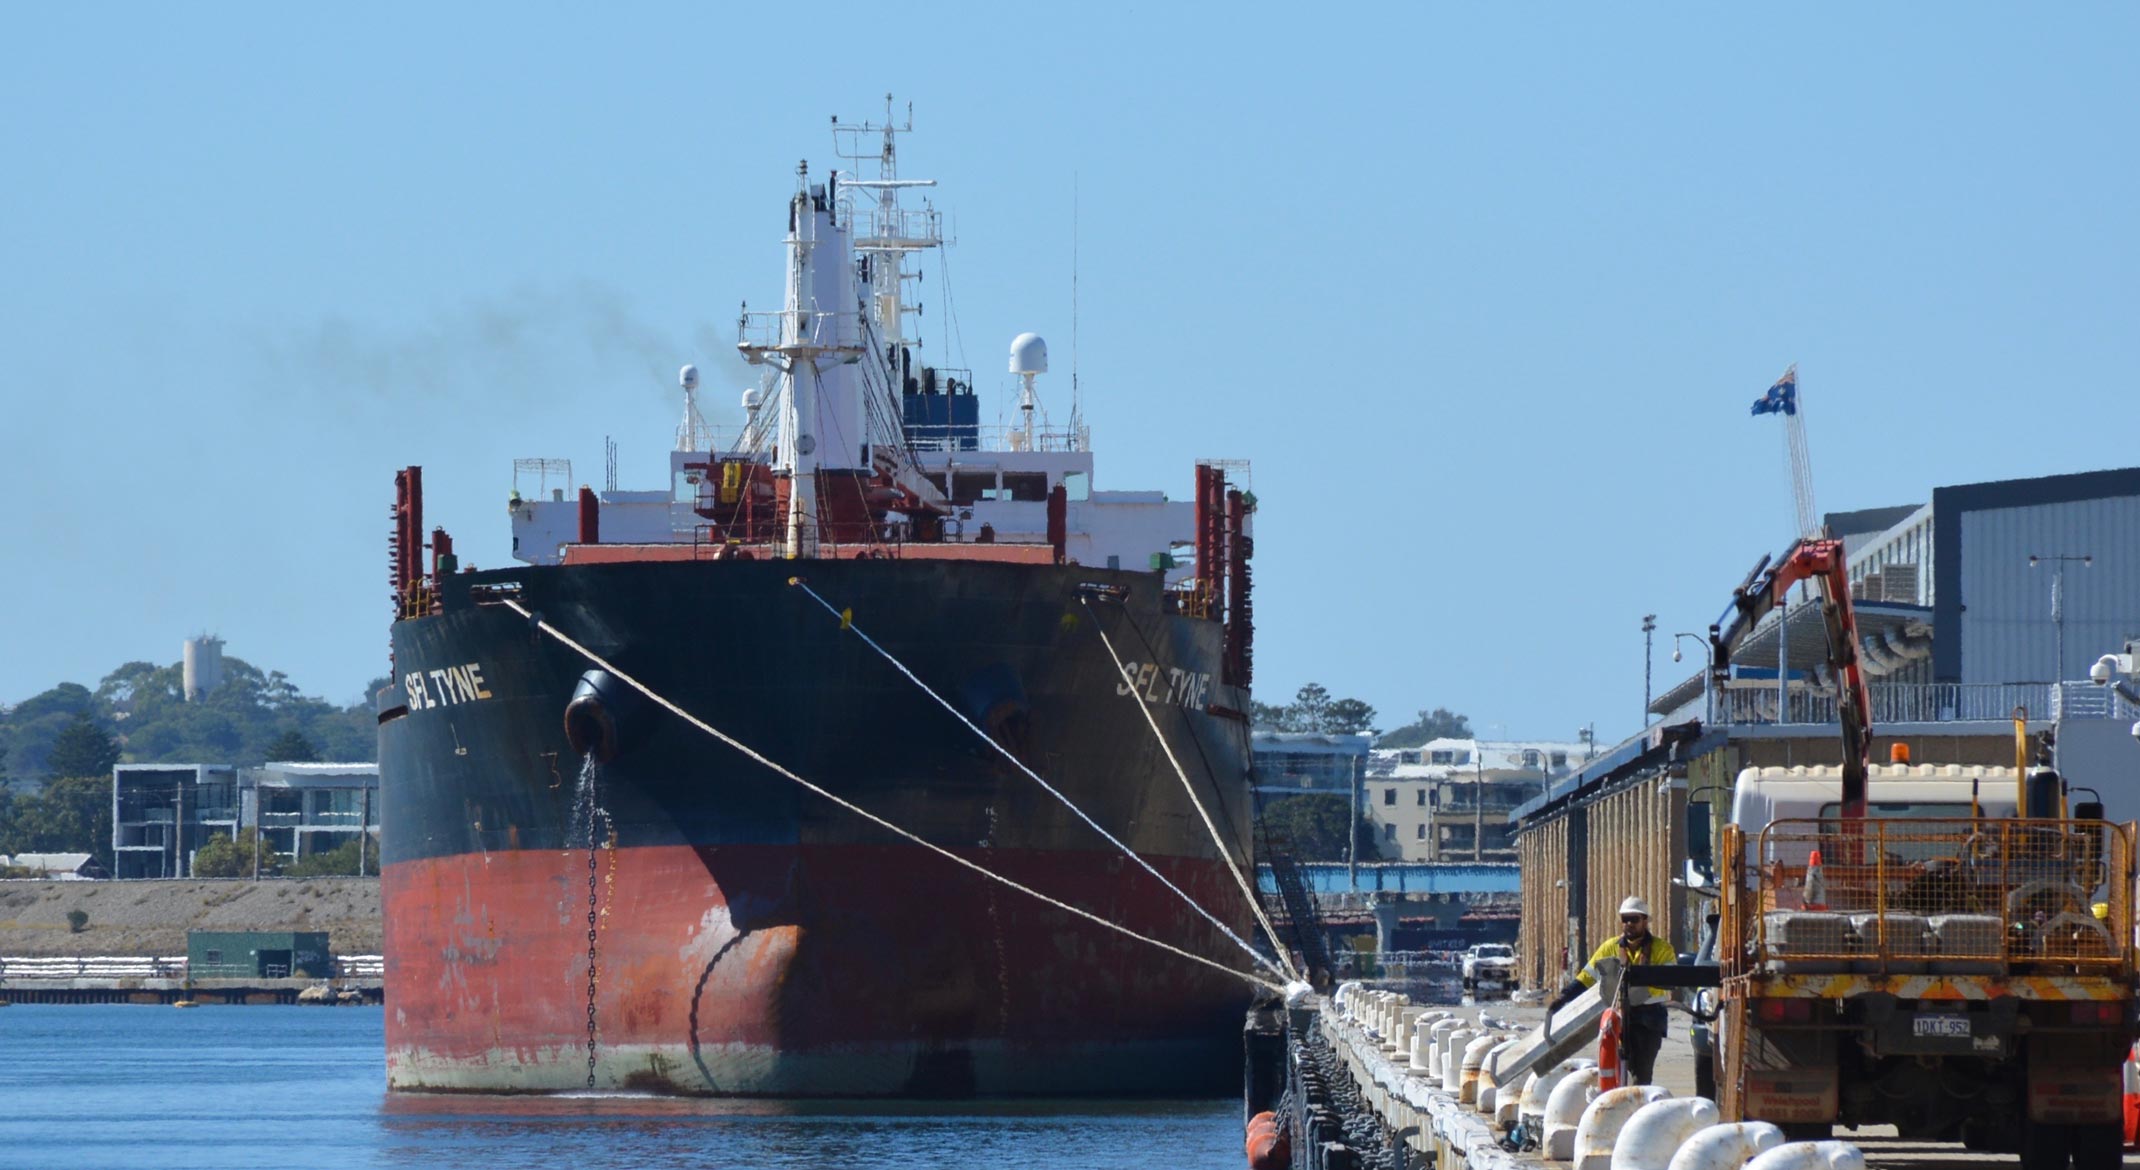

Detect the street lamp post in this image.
[1642,614,1658,726]
[1672,632,1711,723]
[2029,553,2093,688]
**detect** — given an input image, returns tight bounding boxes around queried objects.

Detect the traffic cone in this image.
[1802,848,1828,911]
[2123,1041,2140,1149]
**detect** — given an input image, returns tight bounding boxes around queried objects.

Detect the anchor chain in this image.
[584,782,600,1089]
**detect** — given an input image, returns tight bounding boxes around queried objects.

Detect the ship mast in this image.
[836,95,939,365]
[737,160,866,559]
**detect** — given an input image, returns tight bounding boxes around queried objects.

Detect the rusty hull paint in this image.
[385,842,1252,1096]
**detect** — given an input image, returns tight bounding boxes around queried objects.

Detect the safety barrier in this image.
[1721,818,2135,977]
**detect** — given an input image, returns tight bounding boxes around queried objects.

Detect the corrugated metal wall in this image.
[1958,495,2140,684]
[1513,776,1688,990]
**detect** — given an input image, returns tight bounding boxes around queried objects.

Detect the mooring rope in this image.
[500,599,1282,994]
[788,579,1289,982]
[1080,598,1301,983]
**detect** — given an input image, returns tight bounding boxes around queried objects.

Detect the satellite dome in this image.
[679,364,701,391]
[1009,333,1048,376]
[741,387,763,411]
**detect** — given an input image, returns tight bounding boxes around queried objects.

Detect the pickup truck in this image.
[1461,943,1516,998]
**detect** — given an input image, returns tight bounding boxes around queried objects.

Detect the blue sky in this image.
[3,5,2135,745]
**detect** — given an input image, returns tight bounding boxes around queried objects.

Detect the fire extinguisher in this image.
[1597,1005,1624,1093]
[1597,955,1636,1091]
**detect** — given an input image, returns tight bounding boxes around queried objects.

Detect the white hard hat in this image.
[1619,896,1652,918]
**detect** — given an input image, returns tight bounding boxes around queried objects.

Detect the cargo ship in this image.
[378,103,1267,1096]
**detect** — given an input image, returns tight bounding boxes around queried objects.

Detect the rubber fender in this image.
[1544,1064,1603,1159]
[1244,1111,1276,1156]
[1246,1123,1288,1170]
[1666,1121,1786,1170]
[563,668,647,762]
[1573,1085,1673,1170]
[1611,1097,1721,1170]
[1740,1141,1866,1170]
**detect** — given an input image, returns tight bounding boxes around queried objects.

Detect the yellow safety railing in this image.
[1721,818,2135,978]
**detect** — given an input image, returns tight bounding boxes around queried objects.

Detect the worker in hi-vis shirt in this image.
[1547,895,1678,1086]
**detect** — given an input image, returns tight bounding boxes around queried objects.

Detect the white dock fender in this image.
[1610,1097,1721,1170]
[1740,1140,1866,1170]
[1665,1121,1787,1170]
[1522,1057,1593,1121]
[1542,1064,1603,1160]
[1573,1084,1673,1170]
[1460,1033,1501,1104]
[1478,1038,1521,1115]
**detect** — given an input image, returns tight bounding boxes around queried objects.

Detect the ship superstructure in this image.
[503,102,1221,590]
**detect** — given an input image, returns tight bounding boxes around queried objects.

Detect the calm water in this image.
[0,1006,1240,1170]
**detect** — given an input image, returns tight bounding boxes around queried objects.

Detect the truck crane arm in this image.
[1709,537,1873,819]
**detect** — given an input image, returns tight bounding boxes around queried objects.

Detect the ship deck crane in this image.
[1709,537,1873,819]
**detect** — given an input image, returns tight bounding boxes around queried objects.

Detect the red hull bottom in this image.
[384,844,1255,1096]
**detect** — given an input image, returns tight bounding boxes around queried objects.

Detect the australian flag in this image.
[1750,366,1798,416]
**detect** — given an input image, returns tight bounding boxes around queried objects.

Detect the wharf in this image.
[0,977,382,1005]
[1252,997,2046,1170]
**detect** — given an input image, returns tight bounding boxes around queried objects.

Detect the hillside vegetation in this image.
[0,657,380,870]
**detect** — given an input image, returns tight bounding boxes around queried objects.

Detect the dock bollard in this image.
[1609,1097,1720,1170]
[1440,1028,1476,1093]
[1409,1013,1446,1073]
[1665,1122,1785,1170]
[1740,1141,1866,1170]
[1427,1018,1462,1070]
[1543,1065,1602,1160]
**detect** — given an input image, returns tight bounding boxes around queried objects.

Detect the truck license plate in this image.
[1913,1015,1970,1038]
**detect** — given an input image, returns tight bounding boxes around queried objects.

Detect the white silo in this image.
[182,635,225,701]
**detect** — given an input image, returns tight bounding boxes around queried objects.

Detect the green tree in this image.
[46,715,119,779]
[1377,706,1473,749]
[285,834,378,877]
[9,776,116,872]
[264,731,319,763]
[1251,700,1301,731]
[1291,683,1332,733]
[1259,793,1380,862]
[1322,698,1379,736]
[3,683,99,781]
[192,828,285,878]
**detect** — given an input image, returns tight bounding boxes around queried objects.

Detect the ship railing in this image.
[849,205,942,248]
[736,309,865,354]
[399,578,438,620]
[906,424,1089,455]
[1713,681,2053,726]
